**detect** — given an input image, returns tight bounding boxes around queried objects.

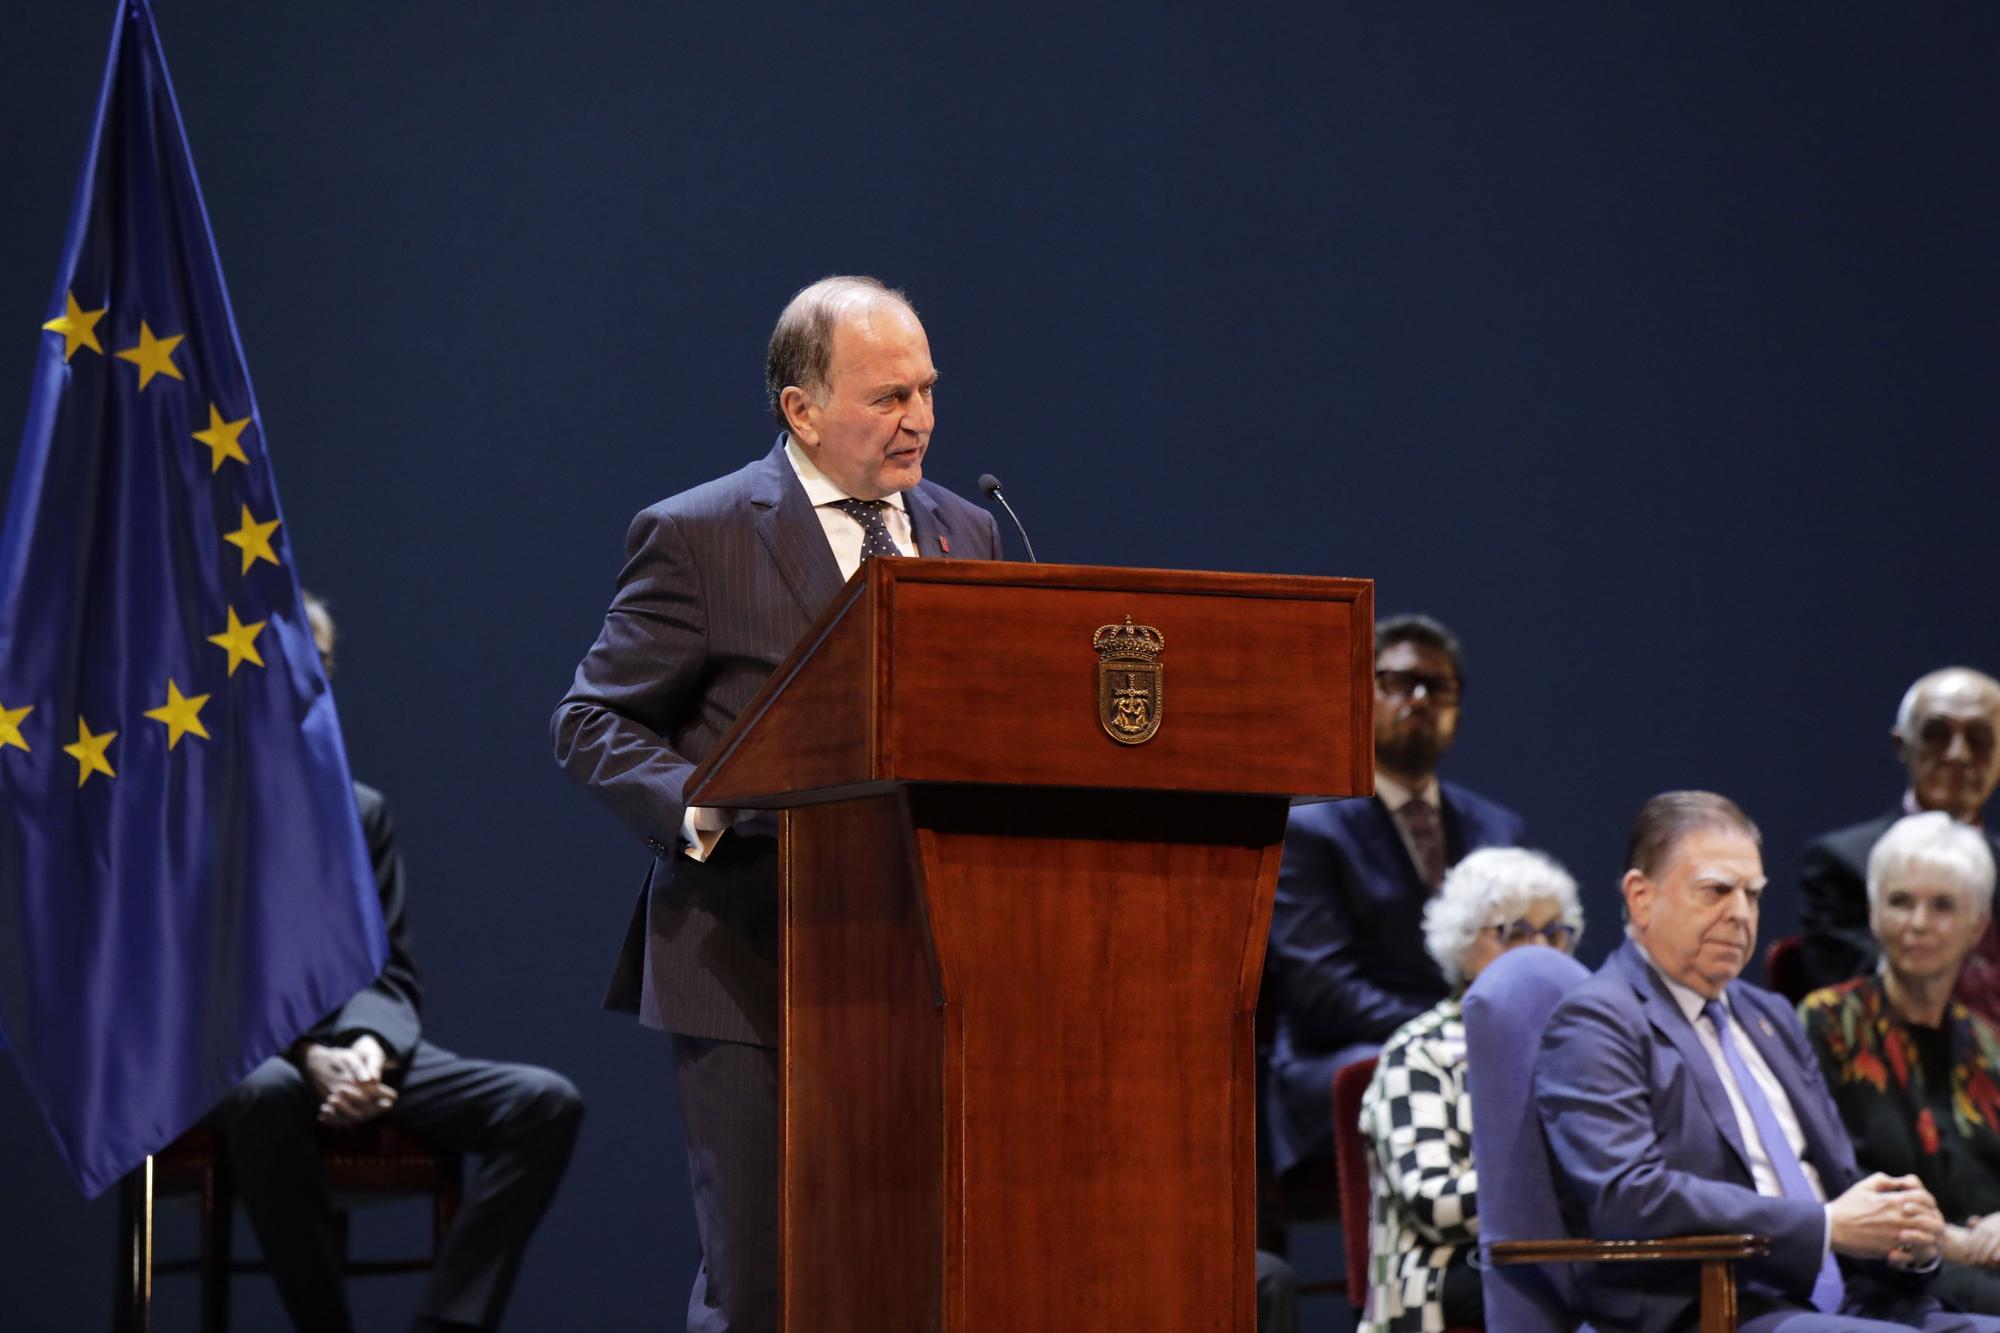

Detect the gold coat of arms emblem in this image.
[1093,616,1164,745]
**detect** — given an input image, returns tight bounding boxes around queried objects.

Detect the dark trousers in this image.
[1742,1312,2000,1331]
[672,1034,778,1333]
[1255,1249,1298,1333]
[207,1041,582,1333]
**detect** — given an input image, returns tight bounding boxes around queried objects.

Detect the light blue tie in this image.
[1704,999,1845,1314]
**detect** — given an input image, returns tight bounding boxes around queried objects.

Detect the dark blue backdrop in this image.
[4,4,1997,1328]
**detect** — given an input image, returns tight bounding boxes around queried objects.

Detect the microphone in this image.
[978,473,1039,563]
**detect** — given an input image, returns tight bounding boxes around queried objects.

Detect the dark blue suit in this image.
[1265,783,1522,1172]
[552,438,1000,1331]
[1535,939,1998,1333]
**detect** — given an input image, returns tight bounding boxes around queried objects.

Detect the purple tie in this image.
[1703,999,1844,1314]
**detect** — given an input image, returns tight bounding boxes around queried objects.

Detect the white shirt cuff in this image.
[680,805,731,862]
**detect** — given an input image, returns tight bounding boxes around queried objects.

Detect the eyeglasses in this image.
[1914,716,1996,760]
[1376,669,1461,704]
[1488,920,1577,951]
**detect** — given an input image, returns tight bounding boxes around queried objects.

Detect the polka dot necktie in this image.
[832,498,902,563]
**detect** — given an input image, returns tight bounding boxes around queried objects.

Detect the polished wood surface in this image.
[689,560,1374,809]
[1488,1235,1770,1263]
[1701,1258,1739,1333]
[1491,1235,1768,1333]
[697,562,1371,1330]
[779,788,1286,1332]
[780,794,941,1333]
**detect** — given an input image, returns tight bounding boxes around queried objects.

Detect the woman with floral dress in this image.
[1804,810,2000,1315]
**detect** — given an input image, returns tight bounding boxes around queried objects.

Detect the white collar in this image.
[784,435,910,513]
[1634,939,1725,1025]
[1375,771,1441,812]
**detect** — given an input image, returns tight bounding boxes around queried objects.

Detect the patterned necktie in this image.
[832,498,902,563]
[1398,798,1447,892]
[1703,1000,1845,1314]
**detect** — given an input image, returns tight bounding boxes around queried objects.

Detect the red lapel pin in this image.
[939,534,951,554]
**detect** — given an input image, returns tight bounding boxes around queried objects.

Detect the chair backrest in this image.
[1464,946,1593,1333]
[1330,1056,1378,1306]
[1764,934,1808,1006]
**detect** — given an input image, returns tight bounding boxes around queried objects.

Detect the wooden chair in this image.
[1329,1056,1377,1305]
[114,1122,463,1333]
[1333,1054,1480,1332]
[1764,933,1810,1005]
[1466,947,1769,1333]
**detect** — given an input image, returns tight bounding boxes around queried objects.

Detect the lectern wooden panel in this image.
[689,561,1372,1332]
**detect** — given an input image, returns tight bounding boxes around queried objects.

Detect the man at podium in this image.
[552,275,1001,1331]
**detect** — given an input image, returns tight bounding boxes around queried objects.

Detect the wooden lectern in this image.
[686,559,1372,1331]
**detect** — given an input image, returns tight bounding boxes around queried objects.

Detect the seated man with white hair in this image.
[1357,846,1584,1333]
[1804,812,2000,1315]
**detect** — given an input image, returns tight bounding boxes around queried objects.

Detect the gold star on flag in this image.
[193,403,251,473]
[114,320,185,390]
[207,605,267,676]
[62,716,117,787]
[0,701,31,754]
[222,505,282,574]
[143,679,210,750]
[41,291,107,361]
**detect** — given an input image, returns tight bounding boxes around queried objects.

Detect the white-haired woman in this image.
[1356,846,1584,1333]
[1803,811,2000,1314]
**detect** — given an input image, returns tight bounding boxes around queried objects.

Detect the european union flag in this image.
[0,0,387,1197]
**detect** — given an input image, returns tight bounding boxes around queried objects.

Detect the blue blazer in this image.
[1536,938,1927,1332]
[1265,782,1522,1170]
[551,439,1002,1046]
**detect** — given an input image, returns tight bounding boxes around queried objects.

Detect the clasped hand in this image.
[298,1034,397,1128]
[1947,1214,2000,1268]
[1829,1173,1945,1268]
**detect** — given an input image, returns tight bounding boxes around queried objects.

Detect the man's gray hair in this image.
[1866,810,1997,916]
[1423,846,1584,987]
[300,588,333,639]
[765,275,915,427]
[1895,667,2000,735]
[1625,790,1760,880]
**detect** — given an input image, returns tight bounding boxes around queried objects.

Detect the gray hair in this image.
[1625,790,1760,880]
[1895,667,2000,735]
[1423,846,1584,987]
[1866,810,1997,916]
[300,588,333,641]
[765,275,915,427]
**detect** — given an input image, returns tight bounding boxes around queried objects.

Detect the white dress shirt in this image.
[679,437,916,861]
[783,435,915,578]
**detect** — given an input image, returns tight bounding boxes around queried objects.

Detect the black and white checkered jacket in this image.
[1357,997,1479,1333]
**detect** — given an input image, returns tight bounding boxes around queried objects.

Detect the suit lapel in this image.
[1362,795,1427,896]
[1727,983,1850,1187]
[1439,787,1468,864]
[748,440,845,619]
[1619,943,1758,1179]
[904,485,950,558]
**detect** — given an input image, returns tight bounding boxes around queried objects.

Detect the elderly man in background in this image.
[212,594,583,1333]
[1265,613,1525,1179]
[552,277,1002,1332]
[1359,846,1584,1333]
[1802,668,2000,1018]
[1804,812,2000,1315]
[1537,789,2000,1332]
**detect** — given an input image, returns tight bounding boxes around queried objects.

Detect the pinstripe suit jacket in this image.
[552,437,1003,1046]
